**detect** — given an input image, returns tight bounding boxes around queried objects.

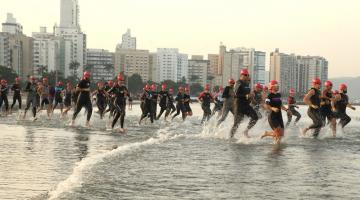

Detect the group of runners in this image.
[0,69,356,141]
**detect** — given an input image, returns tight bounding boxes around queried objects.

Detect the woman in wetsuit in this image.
[286,88,301,126]
[333,84,356,129]
[198,84,214,124]
[302,78,323,138]
[261,80,289,144]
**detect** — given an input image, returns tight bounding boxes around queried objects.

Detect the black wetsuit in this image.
[172,92,186,120]
[184,93,192,113]
[96,88,107,119]
[199,92,213,123]
[151,91,158,120]
[230,80,259,137]
[64,89,72,107]
[217,86,235,125]
[0,85,9,112]
[212,92,224,115]
[105,85,116,117]
[11,83,21,109]
[266,93,284,130]
[41,85,50,108]
[24,82,38,118]
[307,88,323,137]
[72,79,92,122]
[165,93,176,118]
[108,84,129,128]
[53,86,64,110]
[286,96,301,126]
[140,90,154,123]
[335,93,351,128]
[320,90,335,124]
[252,90,263,119]
[157,90,170,120]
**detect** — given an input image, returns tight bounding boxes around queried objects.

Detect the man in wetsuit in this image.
[0,79,9,115]
[230,69,259,138]
[217,78,235,126]
[71,71,93,127]
[333,84,356,129]
[302,78,323,137]
[63,82,73,117]
[198,84,214,123]
[150,84,158,120]
[172,86,186,121]
[140,85,149,117]
[39,77,52,117]
[251,83,264,119]
[184,87,192,117]
[104,80,116,118]
[212,86,224,117]
[320,81,337,136]
[108,74,130,132]
[139,84,154,124]
[23,76,39,121]
[92,81,108,119]
[286,88,301,126]
[10,77,22,112]
[53,81,65,115]
[157,83,170,120]
[165,88,176,120]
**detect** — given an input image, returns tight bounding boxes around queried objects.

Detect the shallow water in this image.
[0,104,360,200]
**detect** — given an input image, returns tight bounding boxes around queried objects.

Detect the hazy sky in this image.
[1,0,360,78]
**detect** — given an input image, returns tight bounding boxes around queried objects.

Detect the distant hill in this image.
[330,77,360,102]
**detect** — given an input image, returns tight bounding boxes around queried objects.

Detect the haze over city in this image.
[1,0,359,78]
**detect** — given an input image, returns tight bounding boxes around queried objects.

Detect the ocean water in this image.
[0,104,360,200]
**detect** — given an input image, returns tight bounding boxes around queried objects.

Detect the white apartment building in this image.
[1,13,23,35]
[188,56,208,86]
[221,46,265,86]
[116,29,136,50]
[86,49,114,82]
[114,48,150,81]
[0,33,10,67]
[156,48,188,82]
[55,0,86,78]
[270,49,328,96]
[32,27,60,77]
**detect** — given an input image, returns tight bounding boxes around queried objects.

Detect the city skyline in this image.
[1,0,360,78]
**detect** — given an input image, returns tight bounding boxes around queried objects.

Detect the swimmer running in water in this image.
[217,79,235,126]
[320,81,337,136]
[10,77,22,112]
[70,71,93,127]
[286,88,301,127]
[198,84,214,124]
[333,84,356,129]
[230,69,259,138]
[261,80,290,144]
[302,78,323,138]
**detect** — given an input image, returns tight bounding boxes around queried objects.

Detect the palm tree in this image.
[69,61,80,77]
